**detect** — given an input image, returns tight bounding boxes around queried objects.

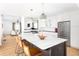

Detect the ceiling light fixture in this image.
[40,3,47,19]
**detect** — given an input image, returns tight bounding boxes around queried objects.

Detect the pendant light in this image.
[40,3,47,19]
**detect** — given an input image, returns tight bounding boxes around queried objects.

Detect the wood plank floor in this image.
[0,35,17,56]
[67,47,79,56]
[0,35,79,56]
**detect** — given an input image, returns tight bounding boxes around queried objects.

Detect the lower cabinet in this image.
[46,42,66,56]
[23,39,66,56]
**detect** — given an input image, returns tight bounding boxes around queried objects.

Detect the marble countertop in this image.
[22,32,67,50]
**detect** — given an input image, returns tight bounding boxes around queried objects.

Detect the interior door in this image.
[58,21,70,46]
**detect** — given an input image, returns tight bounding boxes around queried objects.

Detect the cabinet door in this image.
[38,19,46,28]
[51,42,66,56]
[46,42,66,56]
[24,19,32,30]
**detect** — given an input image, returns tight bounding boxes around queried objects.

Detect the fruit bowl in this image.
[38,35,46,40]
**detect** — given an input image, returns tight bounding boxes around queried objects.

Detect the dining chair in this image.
[22,39,45,56]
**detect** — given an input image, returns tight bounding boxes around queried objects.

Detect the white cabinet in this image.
[38,19,47,29]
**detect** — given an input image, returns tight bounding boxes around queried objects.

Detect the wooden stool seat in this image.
[22,39,43,56]
[15,36,24,55]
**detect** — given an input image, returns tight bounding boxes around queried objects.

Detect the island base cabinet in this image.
[46,42,66,56]
[22,39,66,56]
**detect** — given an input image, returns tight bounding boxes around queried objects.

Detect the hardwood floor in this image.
[0,35,79,56]
[0,35,17,56]
[67,47,79,56]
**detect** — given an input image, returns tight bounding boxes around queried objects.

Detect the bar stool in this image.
[15,36,24,56]
[22,39,46,56]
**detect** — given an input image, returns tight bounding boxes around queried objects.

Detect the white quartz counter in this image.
[22,32,67,50]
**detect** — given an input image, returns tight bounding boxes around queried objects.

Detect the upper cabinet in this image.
[24,17,47,30]
[38,19,47,29]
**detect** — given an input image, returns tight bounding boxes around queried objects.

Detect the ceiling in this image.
[0,3,79,18]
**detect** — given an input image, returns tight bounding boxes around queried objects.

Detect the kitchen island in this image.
[22,32,67,56]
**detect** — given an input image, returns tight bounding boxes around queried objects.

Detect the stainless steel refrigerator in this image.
[58,21,70,46]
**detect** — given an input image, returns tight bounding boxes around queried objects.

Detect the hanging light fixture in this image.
[40,3,47,19]
[30,9,33,19]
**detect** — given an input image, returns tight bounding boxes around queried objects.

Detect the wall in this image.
[3,21,12,35]
[2,15,21,35]
[70,11,79,49]
[0,15,2,45]
[50,10,79,49]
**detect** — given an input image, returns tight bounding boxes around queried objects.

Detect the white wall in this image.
[0,15,2,45]
[50,10,79,49]
[3,21,12,35]
[70,11,79,49]
[2,15,21,35]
